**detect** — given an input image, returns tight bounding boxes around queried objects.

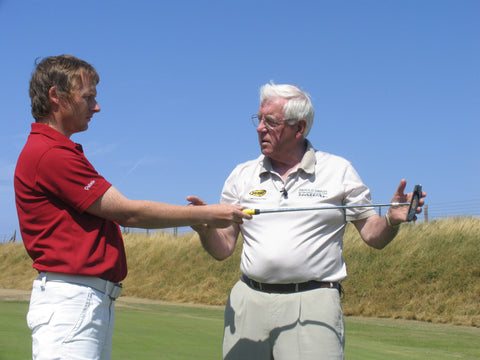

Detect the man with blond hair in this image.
[15,54,251,360]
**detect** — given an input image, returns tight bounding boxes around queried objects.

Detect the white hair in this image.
[259,82,315,137]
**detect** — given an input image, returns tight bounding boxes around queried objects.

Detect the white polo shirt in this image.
[221,140,376,284]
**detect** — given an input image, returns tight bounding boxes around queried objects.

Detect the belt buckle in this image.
[252,280,263,291]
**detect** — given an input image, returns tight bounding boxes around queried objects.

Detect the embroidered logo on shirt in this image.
[84,180,96,190]
[298,189,327,198]
[249,190,267,197]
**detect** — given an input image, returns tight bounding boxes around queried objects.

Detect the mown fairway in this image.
[1,299,479,360]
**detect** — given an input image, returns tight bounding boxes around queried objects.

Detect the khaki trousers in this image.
[223,280,345,360]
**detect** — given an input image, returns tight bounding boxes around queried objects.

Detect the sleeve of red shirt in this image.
[37,146,112,214]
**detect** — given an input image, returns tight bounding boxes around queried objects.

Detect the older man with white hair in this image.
[190,82,425,360]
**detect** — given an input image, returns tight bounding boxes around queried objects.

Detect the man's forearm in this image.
[195,226,239,261]
[354,215,399,250]
[87,186,248,230]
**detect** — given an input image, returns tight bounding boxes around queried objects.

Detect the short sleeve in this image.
[36,146,112,213]
[343,163,377,221]
[220,165,242,206]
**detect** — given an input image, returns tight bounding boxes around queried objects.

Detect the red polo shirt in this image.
[14,123,127,283]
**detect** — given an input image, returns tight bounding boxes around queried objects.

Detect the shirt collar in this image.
[259,139,316,176]
[30,123,83,152]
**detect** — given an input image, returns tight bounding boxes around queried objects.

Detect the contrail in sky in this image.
[126,158,145,175]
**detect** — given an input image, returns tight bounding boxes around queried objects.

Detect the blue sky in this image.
[1,0,479,240]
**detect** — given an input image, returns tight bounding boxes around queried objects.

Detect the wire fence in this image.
[352,199,480,223]
[2,199,480,243]
[0,230,17,243]
[422,198,480,221]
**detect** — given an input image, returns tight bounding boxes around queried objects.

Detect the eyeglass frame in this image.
[251,114,299,130]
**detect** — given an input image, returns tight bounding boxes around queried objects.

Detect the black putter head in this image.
[406,185,422,222]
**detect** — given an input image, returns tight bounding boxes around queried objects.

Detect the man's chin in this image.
[74,125,89,134]
[260,147,272,157]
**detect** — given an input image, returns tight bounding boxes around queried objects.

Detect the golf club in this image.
[243,184,422,222]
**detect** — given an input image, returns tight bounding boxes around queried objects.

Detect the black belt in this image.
[241,274,341,294]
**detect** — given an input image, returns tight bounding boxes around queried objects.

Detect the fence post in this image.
[424,204,428,223]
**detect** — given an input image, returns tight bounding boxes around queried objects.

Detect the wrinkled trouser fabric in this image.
[27,274,115,360]
[223,280,345,360]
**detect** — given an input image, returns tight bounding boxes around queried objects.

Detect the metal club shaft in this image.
[243,202,409,216]
[243,184,422,222]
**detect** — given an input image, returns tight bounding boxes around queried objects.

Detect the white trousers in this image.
[27,273,116,360]
[223,280,345,360]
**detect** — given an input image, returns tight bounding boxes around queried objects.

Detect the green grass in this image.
[0,301,30,360]
[345,317,480,359]
[1,300,479,360]
[113,303,224,359]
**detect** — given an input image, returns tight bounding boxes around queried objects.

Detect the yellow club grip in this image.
[243,209,259,215]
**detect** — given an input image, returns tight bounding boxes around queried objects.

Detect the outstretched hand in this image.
[387,179,426,225]
[186,196,251,231]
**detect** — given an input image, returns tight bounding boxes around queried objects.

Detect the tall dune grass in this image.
[342,217,480,326]
[1,217,478,326]
[121,231,243,305]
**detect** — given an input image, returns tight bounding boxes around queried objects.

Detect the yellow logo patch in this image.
[249,190,267,197]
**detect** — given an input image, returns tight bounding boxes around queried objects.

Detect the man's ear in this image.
[296,119,307,137]
[48,86,61,105]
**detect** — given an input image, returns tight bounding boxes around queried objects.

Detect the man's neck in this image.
[39,116,70,138]
[270,141,307,180]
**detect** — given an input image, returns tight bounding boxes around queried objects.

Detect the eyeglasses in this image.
[251,114,297,130]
